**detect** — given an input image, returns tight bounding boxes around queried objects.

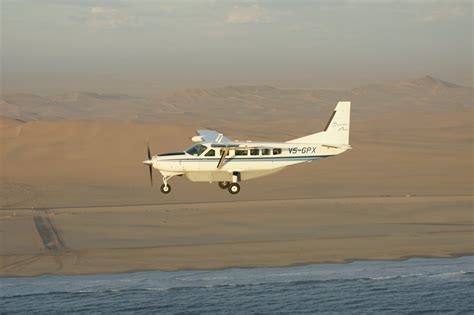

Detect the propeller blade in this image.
[148,164,153,186]
[146,142,153,186]
[147,142,152,160]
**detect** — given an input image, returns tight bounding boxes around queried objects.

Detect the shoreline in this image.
[2,253,473,279]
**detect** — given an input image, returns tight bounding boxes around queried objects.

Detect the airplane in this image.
[142,101,351,194]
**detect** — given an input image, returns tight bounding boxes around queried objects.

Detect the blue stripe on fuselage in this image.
[162,155,331,162]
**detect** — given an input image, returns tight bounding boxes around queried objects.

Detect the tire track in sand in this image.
[33,215,67,254]
[0,213,69,273]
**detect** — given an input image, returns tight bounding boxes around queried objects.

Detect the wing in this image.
[211,143,266,149]
[196,130,232,143]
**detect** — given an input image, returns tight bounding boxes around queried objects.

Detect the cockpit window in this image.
[186,144,207,156]
[205,149,216,156]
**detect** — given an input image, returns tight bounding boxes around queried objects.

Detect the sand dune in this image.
[2,76,472,122]
[0,108,471,208]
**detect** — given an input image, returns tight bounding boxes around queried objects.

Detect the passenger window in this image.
[250,149,259,156]
[262,149,271,155]
[235,149,248,156]
[205,149,216,157]
[273,148,282,155]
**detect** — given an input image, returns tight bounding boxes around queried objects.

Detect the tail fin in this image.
[287,101,351,145]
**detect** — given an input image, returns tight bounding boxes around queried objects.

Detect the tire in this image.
[160,184,171,194]
[228,183,240,194]
[218,181,230,189]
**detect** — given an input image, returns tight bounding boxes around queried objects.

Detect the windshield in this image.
[185,144,207,156]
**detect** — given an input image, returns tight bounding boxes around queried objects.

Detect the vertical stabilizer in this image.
[287,101,351,144]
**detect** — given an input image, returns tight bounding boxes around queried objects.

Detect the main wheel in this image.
[218,181,230,189]
[160,184,171,194]
[228,183,240,194]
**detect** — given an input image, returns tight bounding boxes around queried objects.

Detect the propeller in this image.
[142,142,153,186]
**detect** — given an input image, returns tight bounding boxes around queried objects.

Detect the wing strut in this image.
[217,149,227,169]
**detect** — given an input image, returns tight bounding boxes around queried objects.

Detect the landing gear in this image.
[218,181,230,189]
[226,171,241,195]
[228,183,240,194]
[160,175,173,194]
[160,184,171,194]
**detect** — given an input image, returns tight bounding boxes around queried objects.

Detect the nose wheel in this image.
[160,175,173,194]
[160,184,171,194]
[228,183,240,194]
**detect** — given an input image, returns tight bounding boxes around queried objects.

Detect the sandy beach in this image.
[1,195,472,277]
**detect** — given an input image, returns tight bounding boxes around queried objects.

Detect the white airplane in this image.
[143,101,351,194]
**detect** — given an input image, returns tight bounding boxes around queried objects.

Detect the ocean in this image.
[1,256,473,314]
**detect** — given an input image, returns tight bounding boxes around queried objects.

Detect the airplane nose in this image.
[142,159,153,166]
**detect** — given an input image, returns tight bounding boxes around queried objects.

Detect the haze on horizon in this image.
[1,0,472,95]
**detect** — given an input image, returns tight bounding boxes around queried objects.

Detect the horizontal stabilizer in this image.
[322,144,352,150]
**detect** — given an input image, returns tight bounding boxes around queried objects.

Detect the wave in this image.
[3,270,473,299]
[144,288,167,292]
[369,273,425,280]
[2,258,473,300]
[428,271,468,278]
[2,270,473,301]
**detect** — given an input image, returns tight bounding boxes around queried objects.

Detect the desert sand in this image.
[1,196,472,277]
[0,76,473,276]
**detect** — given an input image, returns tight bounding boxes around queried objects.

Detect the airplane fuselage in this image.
[152,142,347,182]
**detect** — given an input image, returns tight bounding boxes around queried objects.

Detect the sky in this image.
[1,0,472,95]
